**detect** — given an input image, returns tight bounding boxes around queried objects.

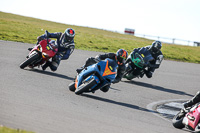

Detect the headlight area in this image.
[42,52,49,58]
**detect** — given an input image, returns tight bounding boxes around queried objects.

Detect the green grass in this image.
[1,11,200,63]
[0,125,33,133]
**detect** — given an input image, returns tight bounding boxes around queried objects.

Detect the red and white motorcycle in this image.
[20,30,58,69]
[172,103,200,132]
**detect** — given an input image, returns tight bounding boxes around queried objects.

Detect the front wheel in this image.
[172,111,185,129]
[75,79,97,95]
[20,53,40,69]
[194,123,200,133]
[69,82,76,92]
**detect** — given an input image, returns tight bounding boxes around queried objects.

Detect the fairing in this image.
[131,47,154,69]
[75,58,117,91]
[187,105,200,129]
[28,39,57,66]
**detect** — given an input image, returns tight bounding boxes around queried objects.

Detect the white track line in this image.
[146,99,188,122]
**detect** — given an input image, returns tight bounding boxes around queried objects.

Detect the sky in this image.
[1,0,200,46]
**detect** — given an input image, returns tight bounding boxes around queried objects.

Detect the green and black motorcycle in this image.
[123,47,154,80]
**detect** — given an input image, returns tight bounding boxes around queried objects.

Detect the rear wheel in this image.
[123,72,135,80]
[20,53,40,69]
[172,111,185,129]
[75,79,96,95]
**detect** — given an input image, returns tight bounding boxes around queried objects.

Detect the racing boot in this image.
[76,64,87,74]
[28,47,33,51]
[76,57,98,74]
[76,67,84,74]
[183,91,200,108]
[42,61,51,71]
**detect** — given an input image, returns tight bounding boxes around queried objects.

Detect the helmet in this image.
[64,28,75,43]
[116,49,128,65]
[150,41,162,53]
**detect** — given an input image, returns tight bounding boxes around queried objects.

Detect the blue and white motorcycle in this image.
[69,58,118,95]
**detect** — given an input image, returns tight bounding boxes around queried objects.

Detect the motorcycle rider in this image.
[183,91,200,108]
[178,91,200,118]
[127,40,163,78]
[76,49,128,92]
[35,28,75,71]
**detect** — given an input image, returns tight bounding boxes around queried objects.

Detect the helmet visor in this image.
[117,56,125,65]
[152,46,161,53]
[64,35,73,43]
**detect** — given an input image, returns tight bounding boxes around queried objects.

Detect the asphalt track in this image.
[0,40,200,133]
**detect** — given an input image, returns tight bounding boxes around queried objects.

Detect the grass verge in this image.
[0,125,33,133]
[0,11,200,63]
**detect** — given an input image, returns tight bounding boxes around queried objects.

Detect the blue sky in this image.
[1,0,200,45]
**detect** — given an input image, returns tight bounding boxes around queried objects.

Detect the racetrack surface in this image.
[0,40,200,133]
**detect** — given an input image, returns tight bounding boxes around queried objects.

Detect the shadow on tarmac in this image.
[82,93,158,114]
[26,69,74,81]
[123,80,193,97]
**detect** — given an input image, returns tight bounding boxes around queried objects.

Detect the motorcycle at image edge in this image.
[20,30,58,69]
[123,47,154,80]
[68,58,118,95]
[172,103,200,132]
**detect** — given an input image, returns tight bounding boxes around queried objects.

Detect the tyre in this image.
[194,123,200,133]
[172,112,185,129]
[20,53,40,69]
[123,73,134,80]
[69,82,76,92]
[75,79,97,95]
[126,74,133,80]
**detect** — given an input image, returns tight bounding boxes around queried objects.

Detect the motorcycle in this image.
[123,47,154,80]
[172,103,200,132]
[69,58,118,95]
[20,30,58,69]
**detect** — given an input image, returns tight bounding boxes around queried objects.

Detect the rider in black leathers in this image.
[126,40,163,78]
[184,91,200,108]
[76,49,128,92]
[36,28,75,71]
[178,91,200,118]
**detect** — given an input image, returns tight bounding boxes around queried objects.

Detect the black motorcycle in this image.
[123,47,154,80]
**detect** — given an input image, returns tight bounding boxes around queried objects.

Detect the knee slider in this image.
[50,62,58,71]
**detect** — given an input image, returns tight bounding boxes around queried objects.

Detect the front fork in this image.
[124,61,145,79]
[84,75,99,91]
[28,51,42,66]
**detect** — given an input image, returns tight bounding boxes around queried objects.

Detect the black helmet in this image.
[150,40,162,53]
[64,28,75,43]
[116,49,128,65]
